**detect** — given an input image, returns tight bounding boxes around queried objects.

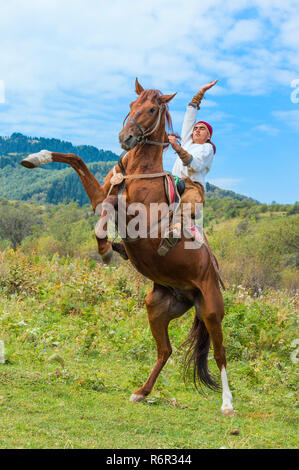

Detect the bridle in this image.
[105,102,171,197]
[122,103,169,148]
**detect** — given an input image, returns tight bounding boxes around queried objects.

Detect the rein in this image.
[114,102,169,185]
[105,101,176,235]
[122,104,169,151]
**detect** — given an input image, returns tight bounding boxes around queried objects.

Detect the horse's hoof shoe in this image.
[129,394,145,403]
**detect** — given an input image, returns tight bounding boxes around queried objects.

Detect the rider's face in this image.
[192,125,209,144]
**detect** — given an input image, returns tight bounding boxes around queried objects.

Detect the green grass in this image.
[0,250,298,449]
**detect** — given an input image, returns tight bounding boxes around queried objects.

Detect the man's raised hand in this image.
[200,79,218,94]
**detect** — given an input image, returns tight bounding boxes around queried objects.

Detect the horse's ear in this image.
[160,92,177,104]
[135,78,144,95]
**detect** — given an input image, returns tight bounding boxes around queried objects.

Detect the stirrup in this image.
[157,223,181,256]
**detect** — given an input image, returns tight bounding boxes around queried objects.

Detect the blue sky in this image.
[0,0,298,203]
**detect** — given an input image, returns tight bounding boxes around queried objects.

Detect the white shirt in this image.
[172,105,214,187]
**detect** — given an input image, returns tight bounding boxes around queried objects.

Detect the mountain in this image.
[205,182,257,202]
[0,132,118,166]
[0,133,258,205]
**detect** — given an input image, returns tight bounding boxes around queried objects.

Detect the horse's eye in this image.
[149,107,156,114]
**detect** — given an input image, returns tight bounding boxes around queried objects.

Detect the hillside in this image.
[0,133,259,205]
[0,197,297,289]
[0,132,117,164]
[0,160,115,205]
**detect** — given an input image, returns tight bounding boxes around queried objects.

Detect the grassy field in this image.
[0,250,298,449]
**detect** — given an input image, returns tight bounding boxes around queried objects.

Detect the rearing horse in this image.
[21,79,234,415]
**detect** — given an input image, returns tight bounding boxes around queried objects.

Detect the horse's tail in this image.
[183,314,220,391]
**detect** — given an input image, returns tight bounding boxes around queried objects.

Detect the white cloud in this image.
[201,99,218,108]
[0,0,298,149]
[253,124,279,135]
[222,19,263,49]
[272,110,299,132]
[209,177,244,189]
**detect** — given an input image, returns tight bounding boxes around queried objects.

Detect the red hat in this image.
[194,121,213,138]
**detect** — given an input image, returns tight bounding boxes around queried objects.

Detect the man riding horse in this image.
[158,79,218,254]
[106,79,218,259]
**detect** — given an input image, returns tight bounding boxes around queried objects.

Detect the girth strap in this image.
[107,165,167,197]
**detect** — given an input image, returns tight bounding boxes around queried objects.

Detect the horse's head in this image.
[119,78,176,151]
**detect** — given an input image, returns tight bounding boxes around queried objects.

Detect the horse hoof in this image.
[221,408,234,417]
[111,242,129,260]
[21,150,53,168]
[101,246,113,264]
[129,394,145,403]
[21,159,38,168]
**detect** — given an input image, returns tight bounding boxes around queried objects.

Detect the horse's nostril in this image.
[125,135,133,144]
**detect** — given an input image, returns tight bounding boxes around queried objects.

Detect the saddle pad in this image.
[164,173,185,206]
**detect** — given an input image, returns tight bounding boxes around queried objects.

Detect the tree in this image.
[0,204,42,249]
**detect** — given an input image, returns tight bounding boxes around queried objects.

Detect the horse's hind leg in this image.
[130,283,192,403]
[194,271,234,416]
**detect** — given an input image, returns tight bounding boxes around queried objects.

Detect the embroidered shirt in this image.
[172,105,214,187]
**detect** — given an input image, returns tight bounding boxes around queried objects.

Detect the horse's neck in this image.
[125,148,163,174]
[124,126,166,205]
[125,127,164,174]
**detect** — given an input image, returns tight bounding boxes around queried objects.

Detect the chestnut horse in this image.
[21,79,233,415]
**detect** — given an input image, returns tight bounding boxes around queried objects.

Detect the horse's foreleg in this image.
[130,284,192,402]
[95,195,131,263]
[21,151,106,211]
[94,195,119,263]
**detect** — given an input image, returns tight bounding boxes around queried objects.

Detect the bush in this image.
[210,215,299,291]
